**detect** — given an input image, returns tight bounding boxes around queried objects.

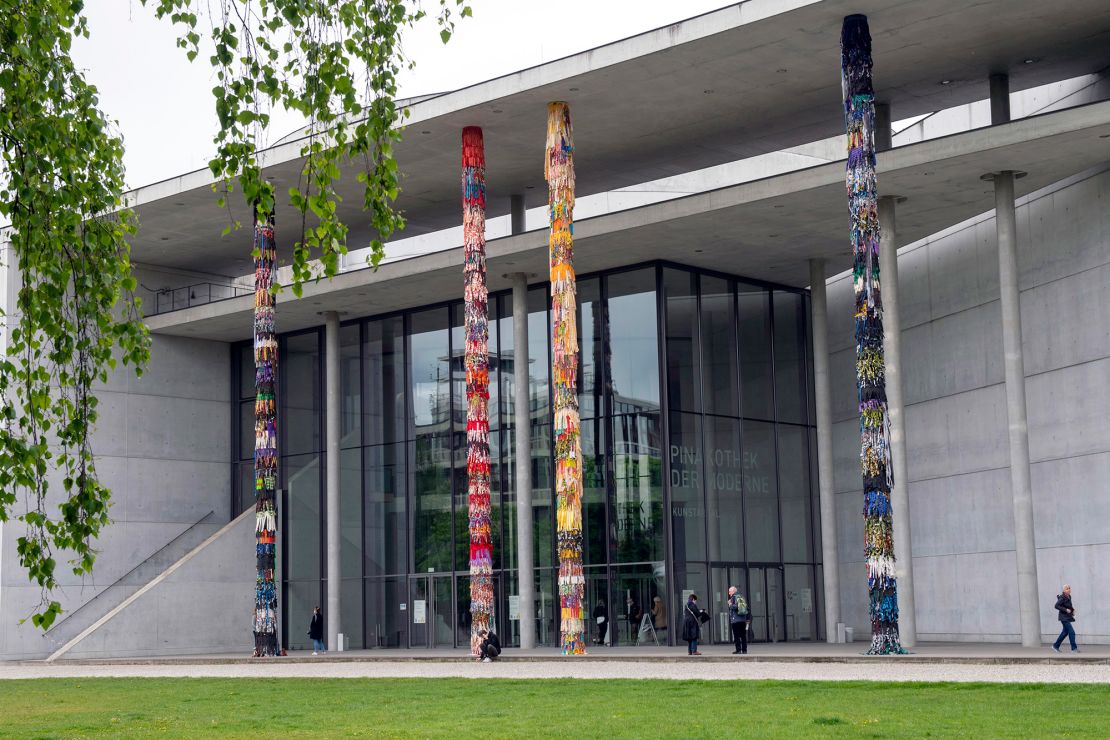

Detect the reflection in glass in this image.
[663,268,699,413]
[340,447,363,578]
[612,413,664,563]
[773,291,808,424]
[581,420,607,566]
[365,577,408,648]
[340,324,361,448]
[785,564,817,640]
[340,577,364,649]
[365,317,405,446]
[578,278,602,419]
[704,416,743,562]
[286,453,321,581]
[702,276,739,417]
[742,420,779,562]
[285,332,321,455]
[365,443,407,577]
[409,308,450,435]
[778,425,813,562]
[612,563,666,647]
[669,411,706,563]
[607,269,660,413]
[286,579,322,651]
[738,284,773,421]
[412,433,452,573]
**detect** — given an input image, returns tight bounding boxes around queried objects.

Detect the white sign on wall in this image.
[508,595,520,621]
[413,600,427,624]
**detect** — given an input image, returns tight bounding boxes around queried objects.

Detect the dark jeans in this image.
[731,621,749,653]
[596,622,607,645]
[1054,621,1077,651]
[687,639,699,654]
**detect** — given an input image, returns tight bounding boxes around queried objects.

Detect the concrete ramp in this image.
[46,509,255,661]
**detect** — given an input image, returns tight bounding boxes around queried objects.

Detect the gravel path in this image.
[2,660,1108,683]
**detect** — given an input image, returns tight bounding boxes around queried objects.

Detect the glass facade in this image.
[232,261,821,649]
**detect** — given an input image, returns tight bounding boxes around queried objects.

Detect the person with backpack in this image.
[1052,584,1079,653]
[681,593,707,655]
[727,586,752,655]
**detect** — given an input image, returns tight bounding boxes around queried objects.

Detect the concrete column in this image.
[988,73,1039,647]
[990,73,1011,124]
[511,273,536,649]
[808,259,840,643]
[991,170,1041,647]
[878,197,916,647]
[324,310,341,651]
[875,102,892,152]
[510,194,527,235]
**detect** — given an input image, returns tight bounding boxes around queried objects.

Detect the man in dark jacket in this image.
[727,586,752,655]
[308,606,325,655]
[477,629,501,663]
[1052,585,1079,653]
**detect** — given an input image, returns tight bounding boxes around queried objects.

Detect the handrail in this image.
[43,509,217,636]
[144,282,253,317]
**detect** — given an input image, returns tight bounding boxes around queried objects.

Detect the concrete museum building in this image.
[2,0,1110,659]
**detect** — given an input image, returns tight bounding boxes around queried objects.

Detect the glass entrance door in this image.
[408,575,455,648]
[748,566,785,642]
[710,565,746,644]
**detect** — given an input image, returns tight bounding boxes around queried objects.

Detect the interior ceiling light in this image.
[939,79,952,85]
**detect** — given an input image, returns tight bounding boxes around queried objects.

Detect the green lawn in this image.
[0,678,1106,738]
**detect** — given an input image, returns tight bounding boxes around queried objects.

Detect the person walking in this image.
[308,605,325,655]
[593,598,609,646]
[727,586,752,655]
[1052,584,1079,653]
[682,593,705,655]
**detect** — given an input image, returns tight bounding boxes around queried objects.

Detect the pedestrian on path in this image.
[682,593,706,655]
[727,586,752,655]
[1053,585,1079,653]
[308,606,325,655]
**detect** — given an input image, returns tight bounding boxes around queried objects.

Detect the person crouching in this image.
[477,629,501,663]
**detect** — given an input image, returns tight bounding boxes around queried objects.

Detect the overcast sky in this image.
[74,0,733,189]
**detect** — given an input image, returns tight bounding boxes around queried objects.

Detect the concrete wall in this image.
[58,511,254,660]
[827,166,1110,644]
[0,332,232,660]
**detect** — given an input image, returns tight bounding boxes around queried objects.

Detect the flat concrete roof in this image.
[126,0,1110,276]
[146,100,1110,342]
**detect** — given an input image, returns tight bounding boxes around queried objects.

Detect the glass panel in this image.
[612,563,665,647]
[778,425,813,562]
[410,307,450,436]
[238,344,254,399]
[709,565,746,644]
[528,288,550,423]
[738,284,773,421]
[340,447,362,579]
[286,453,321,581]
[585,567,611,647]
[340,324,361,448]
[409,577,428,647]
[611,412,664,563]
[674,562,708,647]
[340,578,364,649]
[365,316,405,446]
[433,576,454,647]
[534,568,557,647]
[286,580,321,652]
[704,416,743,562]
[489,297,500,432]
[580,417,608,567]
[285,332,321,455]
[452,429,467,574]
[773,291,808,424]
[742,419,779,562]
[239,401,254,460]
[669,411,706,563]
[578,278,602,420]
[365,577,408,648]
[365,443,408,577]
[767,566,785,642]
[607,269,660,415]
[503,423,554,571]
[702,276,739,417]
[450,304,466,434]
[412,433,452,573]
[749,567,767,642]
[785,564,817,641]
[663,268,699,413]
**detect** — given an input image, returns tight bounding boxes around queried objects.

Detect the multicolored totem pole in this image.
[252,213,280,657]
[841,14,905,655]
[546,102,585,655]
[462,126,494,655]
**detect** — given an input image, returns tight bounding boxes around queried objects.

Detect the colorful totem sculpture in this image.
[462,126,494,655]
[841,14,905,655]
[252,213,280,657]
[546,102,585,655]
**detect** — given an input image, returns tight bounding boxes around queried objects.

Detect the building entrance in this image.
[408,576,454,648]
[710,564,785,643]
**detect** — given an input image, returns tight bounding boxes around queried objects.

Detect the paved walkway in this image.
[3,642,1108,683]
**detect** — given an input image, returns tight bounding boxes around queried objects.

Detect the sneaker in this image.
[1051,646,1060,653]
[312,652,318,656]
[732,650,741,654]
[482,657,492,663]
[693,651,703,656]
[1073,648,1081,653]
